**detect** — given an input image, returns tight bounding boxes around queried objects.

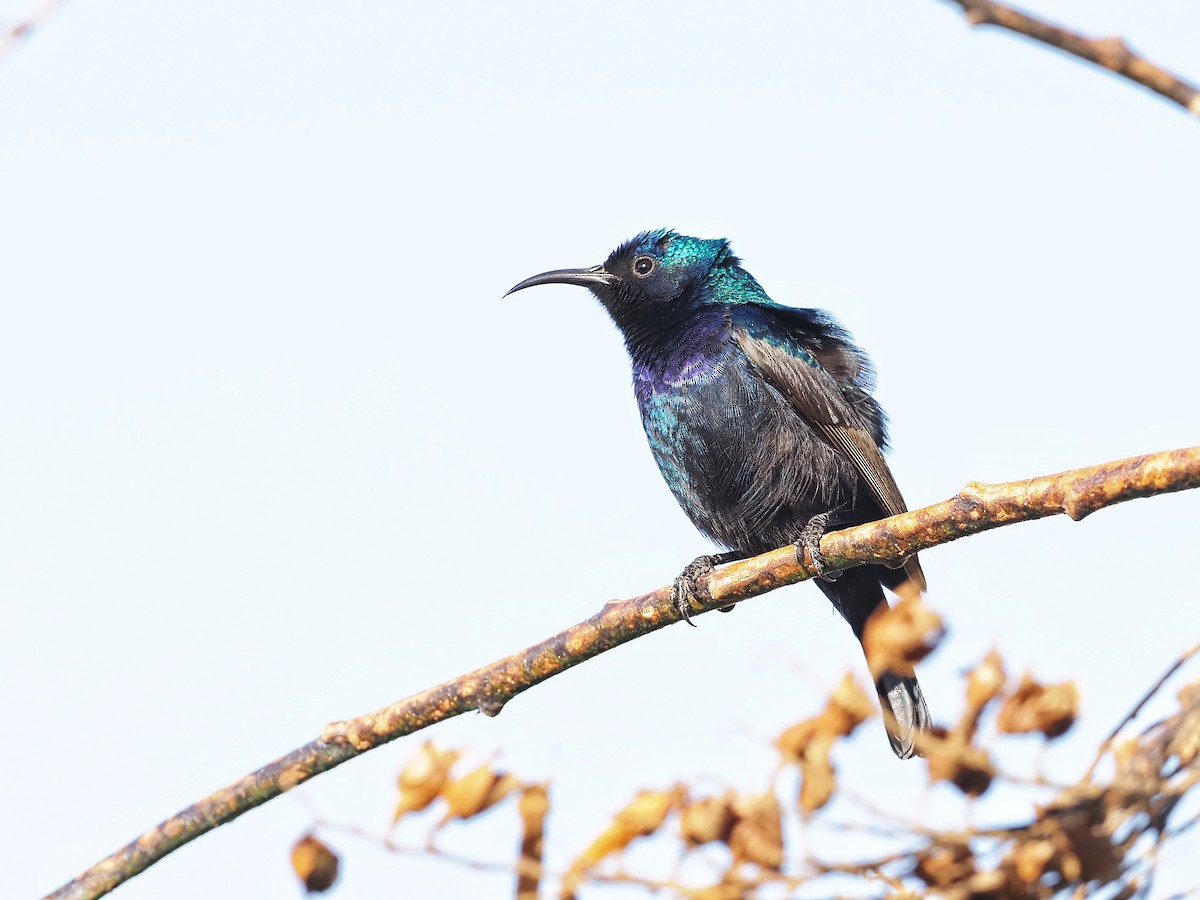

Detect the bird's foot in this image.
[672,552,742,625]
[795,513,844,583]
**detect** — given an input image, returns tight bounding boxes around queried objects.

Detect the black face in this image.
[597,231,716,307]
[505,230,730,310]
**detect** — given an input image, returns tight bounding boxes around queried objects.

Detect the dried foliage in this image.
[439,763,521,825]
[45,447,1200,900]
[996,674,1080,740]
[297,643,1200,899]
[12,0,1198,891]
[517,784,549,900]
[776,673,875,814]
[393,742,461,821]
[562,787,686,898]
[388,747,522,831]
[862,596,945,682]
[290,834,339,894]
[924,726,997,799]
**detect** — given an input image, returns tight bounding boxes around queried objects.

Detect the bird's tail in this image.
[816,565,932,759]
[876,671,931,759]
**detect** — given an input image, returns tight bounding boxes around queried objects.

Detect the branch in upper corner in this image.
[0,0,65,62]
[45,445,1200,900]
[940,0,1200,117]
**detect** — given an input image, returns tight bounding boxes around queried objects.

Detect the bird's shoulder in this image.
[728,302,877,398]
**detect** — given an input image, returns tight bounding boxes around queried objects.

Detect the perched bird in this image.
[507,230,931,758]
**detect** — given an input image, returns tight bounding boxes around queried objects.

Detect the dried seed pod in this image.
[955,649,1007,741]
[913,840,975,888]
[997,674,1079,739]
[728,792,784,871]
[393,742,461,822]
[862,595,945,681]
[569,786,684,873]
[1168,683,1200,765]
[796,736,837,815]
[776,674,873,763]
[776,716,824,764]
[517,784,549,900]
[826,673,876,737]
[925,728,995,797]
[775,675,874,814]
[967,650,1007,711]
[680,793,736,847]
[440,763,520,823]
[290,834,339,894]
[1008,838,1057,886]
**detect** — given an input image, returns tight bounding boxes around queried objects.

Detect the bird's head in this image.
[505,230,742,313]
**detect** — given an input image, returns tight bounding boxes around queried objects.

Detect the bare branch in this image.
[306,646,1200,897]
[45,446,1200,899]
[0,0,65,62]
[939,0,1200,117]
[709,445,1200,601]
[1085,643,1200,780]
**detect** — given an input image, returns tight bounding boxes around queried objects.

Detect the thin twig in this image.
[1085,643,1200,780]
[940,0,1200,117]
[0,0,65,61]
[44,446,1200,900]
[313,817,536,878]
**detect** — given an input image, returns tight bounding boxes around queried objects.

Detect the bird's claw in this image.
[672,551,746,624]
[673,553,745,625]
[672,557,714,626]
[795,512,844,583]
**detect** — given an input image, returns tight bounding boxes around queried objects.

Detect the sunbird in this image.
[508,231,930,758]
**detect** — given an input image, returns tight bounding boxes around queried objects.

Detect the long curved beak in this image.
[504,265,617,297]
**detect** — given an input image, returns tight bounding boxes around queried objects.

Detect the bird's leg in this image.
[795,512,844,583]
[672,551,745,626]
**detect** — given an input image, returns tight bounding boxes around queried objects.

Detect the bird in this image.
[506,230,931,759]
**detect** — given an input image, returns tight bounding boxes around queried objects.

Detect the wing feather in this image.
[734,324,926,592]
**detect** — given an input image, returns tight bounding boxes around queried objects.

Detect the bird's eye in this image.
[632,256,656,278]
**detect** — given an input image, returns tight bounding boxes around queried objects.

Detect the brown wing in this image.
[735,331,926,593]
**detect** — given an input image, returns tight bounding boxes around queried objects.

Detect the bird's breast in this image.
[631,346,855,552]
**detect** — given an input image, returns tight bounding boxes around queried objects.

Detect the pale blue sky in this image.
[3,2,1199,897]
